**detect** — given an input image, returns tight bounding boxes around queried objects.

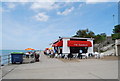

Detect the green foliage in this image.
[73,29,107,44]
[113,25,120,33]
[112,33,120,40]
[112,24,120,40]
[73,29,95,38]
[94,33,107,43]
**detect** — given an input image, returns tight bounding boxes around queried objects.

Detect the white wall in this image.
[62,39,70,54]
[87,39,94,53]
[115,44,118,56]
[115,39,120,56]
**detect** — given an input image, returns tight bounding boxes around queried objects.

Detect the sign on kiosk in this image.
[67,40,92,47]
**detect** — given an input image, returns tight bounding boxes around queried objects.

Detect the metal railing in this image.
[0,54,11,65]
[0,56,1,64]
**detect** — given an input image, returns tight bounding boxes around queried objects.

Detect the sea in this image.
[0,50,32,65]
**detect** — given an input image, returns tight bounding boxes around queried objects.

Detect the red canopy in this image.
[67,40,92,47]
[45,48,49,50]
[52,41,63,47]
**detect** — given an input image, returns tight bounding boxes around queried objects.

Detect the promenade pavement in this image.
[2,52,118,79]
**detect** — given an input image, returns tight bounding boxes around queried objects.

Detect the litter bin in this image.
[11,52,24,64]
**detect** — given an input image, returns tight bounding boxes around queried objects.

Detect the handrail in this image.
[1,54,11,57]
[0,56,1,64]
[0,54,11,65]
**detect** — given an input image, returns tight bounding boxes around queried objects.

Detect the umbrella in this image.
[49,48,52,50]
[45,48,49,50]
[25,48,35,50]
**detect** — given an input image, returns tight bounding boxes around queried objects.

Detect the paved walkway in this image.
[1,52,118,79]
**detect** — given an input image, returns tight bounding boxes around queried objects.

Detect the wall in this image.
[62,39,70,54]
[87,39,94,53]
[115,39,120,56]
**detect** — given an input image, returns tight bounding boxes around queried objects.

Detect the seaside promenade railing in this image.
[0,54,11,66]
[0,56,1,64]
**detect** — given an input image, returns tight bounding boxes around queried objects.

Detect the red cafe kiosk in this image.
[51,37,94,55]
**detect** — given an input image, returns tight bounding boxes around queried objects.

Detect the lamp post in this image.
[113,14,115,26]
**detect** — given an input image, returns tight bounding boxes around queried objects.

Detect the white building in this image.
[51,37,94,55]
[115,39,120,56]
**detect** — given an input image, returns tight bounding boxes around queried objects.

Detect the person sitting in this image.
[44,51,47,55]
[30,52,34,58]
[68,53,73,60]
[35,53,40,62]
[88,53,93,57]
[50,50,54,58]
[25,52,29,58]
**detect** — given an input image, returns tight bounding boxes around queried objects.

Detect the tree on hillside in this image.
[73,29,107,44]
[73,29,95,38]
[112,25,120,40]
[113,25,120,33]
[94,33,107,44]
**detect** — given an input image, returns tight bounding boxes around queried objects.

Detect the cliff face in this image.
[94,36,114,52]
[103,48,115,56]
[100,44,115,52]
[94,38,120,56]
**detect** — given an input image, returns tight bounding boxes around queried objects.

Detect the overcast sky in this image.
[0,1,118,50]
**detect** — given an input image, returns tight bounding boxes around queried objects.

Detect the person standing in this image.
[46,49,50,55]
[78,50,83,59]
